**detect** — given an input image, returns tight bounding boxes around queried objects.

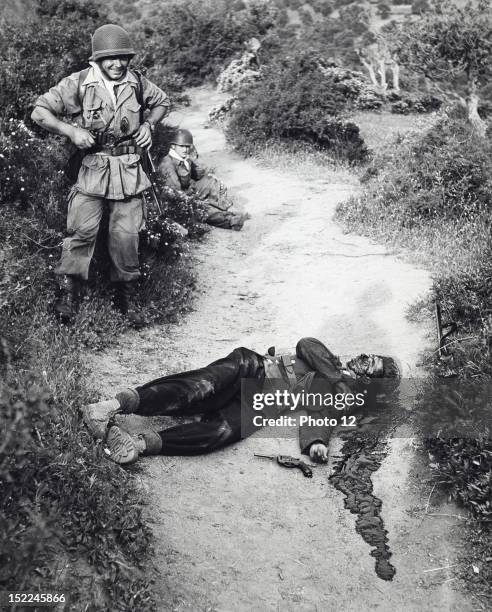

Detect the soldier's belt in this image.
[95,144,144,157]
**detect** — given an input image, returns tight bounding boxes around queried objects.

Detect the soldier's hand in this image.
[135,123,152,148]
[309,443,328,463]
[70,126,95,149]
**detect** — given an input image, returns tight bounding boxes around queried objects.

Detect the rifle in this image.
[141,149,163,216]
[254,453,313,478]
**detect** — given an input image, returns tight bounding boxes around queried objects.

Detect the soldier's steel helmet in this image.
[90,24,135,61]
[170,129,194,146]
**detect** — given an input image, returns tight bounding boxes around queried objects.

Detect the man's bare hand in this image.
[309,443,328,463]
[70,126,95,149]
[134,123,152,148]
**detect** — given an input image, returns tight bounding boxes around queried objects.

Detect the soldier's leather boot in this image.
[104,426,162,465]
[113,281,147,329]
[54,275,79,323]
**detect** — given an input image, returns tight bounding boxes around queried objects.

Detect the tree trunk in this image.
[391,61,400,92]
[361,58,379,87]
[466,92,487,137]
[466,76,487,137]
[377,59,387,91]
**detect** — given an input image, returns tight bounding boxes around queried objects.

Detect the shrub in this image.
[390,92,442,114]
[0,0,109,121]
[226,53,368,163]
[0,370,156,609]
[134,0,277,86]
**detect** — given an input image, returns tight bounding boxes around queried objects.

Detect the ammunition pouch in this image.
[64,134,143,183]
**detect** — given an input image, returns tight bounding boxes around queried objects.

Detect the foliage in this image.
[349,114,492,222]
[397,0,492,83]
[388,91,442,114]
[0,370,156,610]
[0,119,67,215]
[134,0,278,86]
[395,0,492,130]
[0,0,108,121]
[226,53,369,163]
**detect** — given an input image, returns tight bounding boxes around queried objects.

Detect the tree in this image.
[397,0,492,136]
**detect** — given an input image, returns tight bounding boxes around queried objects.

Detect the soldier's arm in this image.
[31,72,95,149]
[140,75,171,129]
[31,106,94,149]
[190,158,208,181]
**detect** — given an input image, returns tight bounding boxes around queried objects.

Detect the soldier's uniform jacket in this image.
[35,66,170,200]
[158,153,207,191]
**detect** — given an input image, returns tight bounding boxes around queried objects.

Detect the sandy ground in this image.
[88,87,474,611]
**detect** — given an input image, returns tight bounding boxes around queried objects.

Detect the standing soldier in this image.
[31,24,170,326]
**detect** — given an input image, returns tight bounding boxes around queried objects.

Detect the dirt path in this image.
[88,87,473,611]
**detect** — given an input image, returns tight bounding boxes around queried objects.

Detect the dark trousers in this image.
[135,347,265,455]
[134,338,342,456]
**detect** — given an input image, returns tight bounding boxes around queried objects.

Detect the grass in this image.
[353,110,438,154]
[248,139,360,185]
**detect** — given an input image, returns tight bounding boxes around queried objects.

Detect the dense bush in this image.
[0,0,107,121]
[352,114,492,222]
[226,53,369,163]
[388,92,442,114]
[134,0,278,86]
[0,372,156,609]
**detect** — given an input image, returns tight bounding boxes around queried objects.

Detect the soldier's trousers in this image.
[191,175,245,230]
[55,189,144,282]
[132,347,265,455]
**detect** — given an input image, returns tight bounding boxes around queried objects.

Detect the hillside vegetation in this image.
[1,0,491,607]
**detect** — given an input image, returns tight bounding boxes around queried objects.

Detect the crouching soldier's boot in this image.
[105,426,163,465]
[81,388,140,439]
[230,212,250,231]
[54,275,79,323]
[113,281,147,329]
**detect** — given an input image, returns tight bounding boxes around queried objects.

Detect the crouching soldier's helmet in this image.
[170,128,194,146]
[89,24,135,61]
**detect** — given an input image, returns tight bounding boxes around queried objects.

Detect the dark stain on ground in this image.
[330,430,396,581]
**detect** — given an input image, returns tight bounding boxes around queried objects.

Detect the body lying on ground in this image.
[82,337,400,465]
[158,128,249,231]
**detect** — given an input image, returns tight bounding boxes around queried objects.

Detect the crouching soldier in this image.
[159,128,249,231]
[31,24,170,326]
